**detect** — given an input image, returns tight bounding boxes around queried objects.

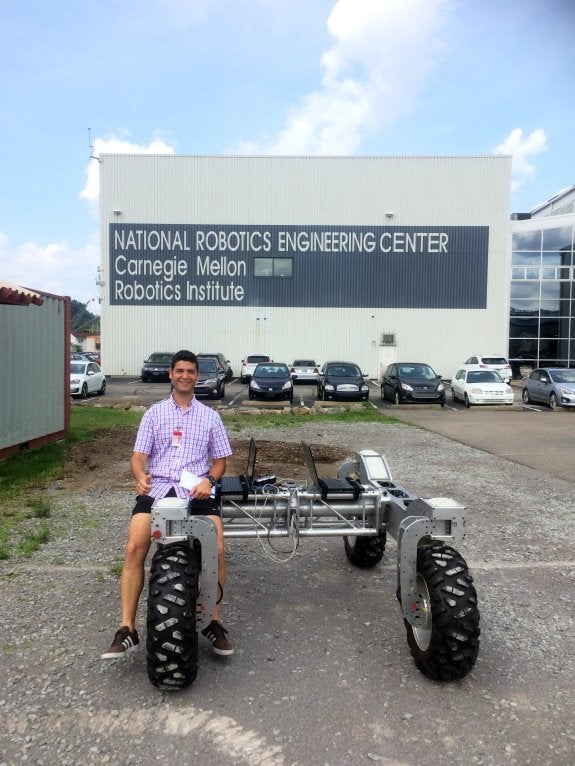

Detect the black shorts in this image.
[131,488,220,518]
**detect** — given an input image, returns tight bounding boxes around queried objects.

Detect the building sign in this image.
[109,223,489,308]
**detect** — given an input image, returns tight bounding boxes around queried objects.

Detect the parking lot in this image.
[100,375,575,485]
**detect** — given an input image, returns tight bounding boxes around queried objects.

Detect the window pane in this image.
[540,299,570,316]
[540,282,563,300]
[512,230,541,250]
[539,318,559,338]
[542,250,572,267]
[509,338,538,360]
[273,258,292,277]
[526,268,540,279]
[511,282,539,300]
[254,258,273,277]
[512,252,540,266]
[511,267,525,279]
[510,299,539,314]
[509,317,538,337]
[542,226,573,251]
[539,338,559,357]
[542,268,556,279]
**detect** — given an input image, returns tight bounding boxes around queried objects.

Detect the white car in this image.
[451,368,514,407]
[240,353,272,383]
[70,360,106,398]
[289,358,320,383]
[462,354,512,383]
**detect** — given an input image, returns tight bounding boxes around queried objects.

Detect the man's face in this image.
[169,360,198,392]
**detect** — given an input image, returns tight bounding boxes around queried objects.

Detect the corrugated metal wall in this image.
[0,294,69,456]
[99,155,511,379]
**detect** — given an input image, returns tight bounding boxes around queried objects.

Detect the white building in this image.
[98,154,512,380]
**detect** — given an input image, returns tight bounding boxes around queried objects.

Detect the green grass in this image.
[0,407,144,559]
[221,403,402,431]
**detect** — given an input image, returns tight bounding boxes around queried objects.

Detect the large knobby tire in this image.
[146,542,199,690]
[404,543,480,681]
[344,532,386,567]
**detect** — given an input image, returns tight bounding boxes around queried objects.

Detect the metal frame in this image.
[150,450,468,629]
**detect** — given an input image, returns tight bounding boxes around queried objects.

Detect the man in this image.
[101,350,234,659]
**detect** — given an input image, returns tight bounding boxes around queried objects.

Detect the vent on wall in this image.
[379,333,396,346]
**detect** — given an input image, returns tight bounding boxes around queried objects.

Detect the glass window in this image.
[273,258,292,277]
[512,267,525,279]
[254,257,292,277]
[254,258,273,277]
[542,250,572,267]
[525,268,540,279]
[539,338,559,357]
[512,252,540,266]
[509,317,538,338]
[512,230,541,250]
[542,226,573,251]
[540,299,570,316]
[509,338,538,359]
[510,299,539,315]
[511,282,540,301]
[541,282,563,300]
[539,318,560,339]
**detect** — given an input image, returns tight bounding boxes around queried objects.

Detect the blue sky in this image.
[1,0,574,312]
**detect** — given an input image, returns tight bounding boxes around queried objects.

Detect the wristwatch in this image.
[207,474,217,487]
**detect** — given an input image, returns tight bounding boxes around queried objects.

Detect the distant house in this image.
[72,330,101,354]
[0,279,70,459]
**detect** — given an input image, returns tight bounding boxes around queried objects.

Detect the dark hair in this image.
[170,350,198,369]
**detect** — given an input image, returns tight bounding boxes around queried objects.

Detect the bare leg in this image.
[209,515,225,622]
[120,513,152,630]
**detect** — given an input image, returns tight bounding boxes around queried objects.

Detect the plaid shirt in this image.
[134,396,232,499]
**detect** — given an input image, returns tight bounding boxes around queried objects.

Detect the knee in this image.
[125,537,150,565]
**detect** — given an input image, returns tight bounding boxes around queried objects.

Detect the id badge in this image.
[172,429,182,447]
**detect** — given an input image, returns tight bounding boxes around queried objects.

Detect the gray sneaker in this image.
[201,620,234,656]
[101,626,140,659]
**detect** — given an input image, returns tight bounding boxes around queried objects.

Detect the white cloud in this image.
[80,133,176,209]
[494,128,547,191]
[0,231,100,310]
[234,0,451,154]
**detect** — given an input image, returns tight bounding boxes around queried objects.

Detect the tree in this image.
[71,299,100,334]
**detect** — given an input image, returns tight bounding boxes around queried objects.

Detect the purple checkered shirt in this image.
[133,396,232,499]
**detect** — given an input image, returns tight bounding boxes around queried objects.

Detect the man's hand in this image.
[135,473,152,495]
[190,477,212,500]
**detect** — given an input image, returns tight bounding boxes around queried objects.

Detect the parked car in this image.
[83,351,101,365]
[240,354,273,383]
[289,359,320,384]
[521,367,575,410]
[249,362,294,403]
[317,361,369,401]
[197,353,233,381]
[70,352,91,361]
[451,368,514,407]
[381,363,445,406]
[141,352,174,382]
[194,357,226,399]
[462,354,512,383]
[70,361,106,398]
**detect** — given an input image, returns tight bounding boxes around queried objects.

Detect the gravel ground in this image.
[0,420,574,766]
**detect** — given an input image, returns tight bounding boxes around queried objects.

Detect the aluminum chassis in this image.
[150,449,467,632]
